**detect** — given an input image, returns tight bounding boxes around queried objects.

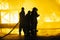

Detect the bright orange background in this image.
[0,0,60,36]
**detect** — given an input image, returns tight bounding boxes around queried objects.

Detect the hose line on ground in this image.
[0,22,19,39]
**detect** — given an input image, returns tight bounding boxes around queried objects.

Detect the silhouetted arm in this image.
[36,13,39,17]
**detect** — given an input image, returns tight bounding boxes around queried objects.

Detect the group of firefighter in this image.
[19,7,39,40]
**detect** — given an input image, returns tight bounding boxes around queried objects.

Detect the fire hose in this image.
[0,22,19,39]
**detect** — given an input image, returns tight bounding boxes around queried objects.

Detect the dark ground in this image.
[0,34,60,40]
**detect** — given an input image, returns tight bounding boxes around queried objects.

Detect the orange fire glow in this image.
[0,0,60,36]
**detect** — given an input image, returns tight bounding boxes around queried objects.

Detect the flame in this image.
[0,0,60,36]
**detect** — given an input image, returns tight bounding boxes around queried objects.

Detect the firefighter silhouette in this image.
[19,7,26,35]
[30,7,39,40]
[24,10,31,40]
[19,7,39,40]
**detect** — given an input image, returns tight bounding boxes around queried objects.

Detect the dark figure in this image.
[24,11,31,40]
[19,7,25,35]
[30,7,39,40]
[25,11,31,34]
